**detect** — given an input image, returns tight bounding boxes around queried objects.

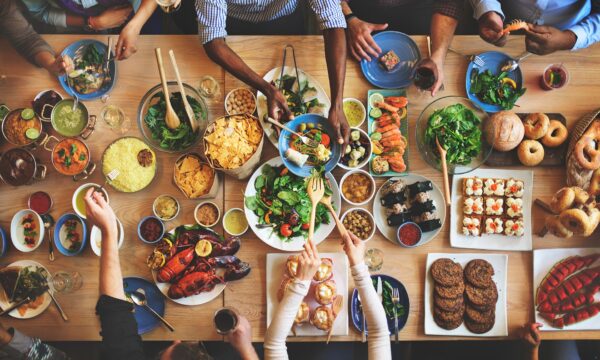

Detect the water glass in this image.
[52,271,83,293]
[365,248,384,272]
[101,104,130,133]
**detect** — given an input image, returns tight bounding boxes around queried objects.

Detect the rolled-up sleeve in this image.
[196,0,228,44]
[308,0,346,30]
[569,1,600,50]
[96,295,145,360]
[20,0,67,28]
[433,0,465,20]
[469,0,504,20]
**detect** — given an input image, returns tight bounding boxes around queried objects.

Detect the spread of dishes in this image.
[0,260,52,319]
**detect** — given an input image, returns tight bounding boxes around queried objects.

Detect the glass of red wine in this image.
[214,307,239,335]
[413,66,436,92]
[540,63,569,90]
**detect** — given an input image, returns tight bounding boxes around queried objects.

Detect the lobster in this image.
[167,256,251,299]
[170,228,241,257]
[539,303,600,329]
[157,247,195,283]
[536,254,599,305]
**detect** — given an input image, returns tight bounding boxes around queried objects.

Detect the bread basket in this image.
[566,108,600,189]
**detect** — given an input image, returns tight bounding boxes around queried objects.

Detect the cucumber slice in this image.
[370,132,382,141]
[21,108,35,120]
[369,107,382,119]
[368,93,384,108]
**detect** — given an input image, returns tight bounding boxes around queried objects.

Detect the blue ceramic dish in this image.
[59,39,117,101]
[360,31,421,89]
[278,114,341,177]
[123,277,166,334]
[137,216,165,244]
[350,274,410,335]
[54,213,87,256]
[0,227,7,257]
[465,51,524,113]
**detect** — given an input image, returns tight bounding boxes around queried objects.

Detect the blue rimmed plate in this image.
[123,277,166,335]
[54,213,87,256]
[466,51,523,113]
[360,31,420,89]
[59,39,117,101]
[350,274,410,335]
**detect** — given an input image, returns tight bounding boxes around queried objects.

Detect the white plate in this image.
[151,225,225,306]
[450,168,533,251]
[373,175,446,246]
[10,209,44,252]
[533,248,600,331]
[266,252,348,336]
[424,253,508,337]
[0,260,52,319]
[257,67,331,147]
[90,219,124,256]
[244,157,341,251]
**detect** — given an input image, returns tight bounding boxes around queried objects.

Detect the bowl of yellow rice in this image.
[101,136,157,192]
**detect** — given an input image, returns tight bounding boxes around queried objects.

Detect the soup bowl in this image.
[50,99,96,139]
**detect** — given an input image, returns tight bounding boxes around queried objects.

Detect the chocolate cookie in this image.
[465,282,498,307]
[434,313,463,330]
[434,301,465,323]
[466,301,494,313]
[464,259,494,288]
[465,317,495,334]
[434,294,464,312]
[430,258,463,286]
[434,281,465,299]
[465,304,495,324]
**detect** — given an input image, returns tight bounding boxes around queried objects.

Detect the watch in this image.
[344,13,357,22]
[83,17,94,32]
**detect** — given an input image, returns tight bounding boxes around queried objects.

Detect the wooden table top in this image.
[0,34,599,342]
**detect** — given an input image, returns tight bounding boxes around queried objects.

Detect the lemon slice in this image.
[501,77,517,89]
[21,108,35,120]
[155,238,173,254]
[195,239,212,257]
[147,251,166,270]
[25,128,40,140]
[369,93,384,108]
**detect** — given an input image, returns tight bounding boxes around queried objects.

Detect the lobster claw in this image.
[209,236,241,256]
[224,260,251,281]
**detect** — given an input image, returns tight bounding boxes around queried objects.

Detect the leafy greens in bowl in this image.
[138,82,208,153]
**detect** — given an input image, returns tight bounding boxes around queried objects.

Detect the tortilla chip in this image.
[204,115,262,169]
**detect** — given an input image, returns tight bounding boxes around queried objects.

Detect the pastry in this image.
[313,258,333,283]
[523,113,550,140]
[506,197,523,218]
[314,280,336,305]
[462,217,481,236]
[484,217,503,235]
[518,140,544,166]
[541,120,568,147]
[463,197,484,215]
[505,218,524,236]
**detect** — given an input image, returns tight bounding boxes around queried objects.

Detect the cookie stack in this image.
[430,258,498,334]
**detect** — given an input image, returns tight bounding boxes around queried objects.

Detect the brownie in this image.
[434,281,465,299]
[465,282,498,307]
[431,258,463,287]
[464,259,495,288]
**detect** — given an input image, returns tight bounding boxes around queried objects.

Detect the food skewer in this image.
[435,136,451,206]
[154,48,181,130]
[168,49,199,132]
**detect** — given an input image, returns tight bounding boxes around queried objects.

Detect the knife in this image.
[0,296,32,316]
[47,290,68,321]
[357,293,366,343]
[376,277,383,304]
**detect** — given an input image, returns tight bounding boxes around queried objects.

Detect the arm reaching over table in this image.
[518,322,542,360]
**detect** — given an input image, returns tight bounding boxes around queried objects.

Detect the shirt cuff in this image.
[350,262,368,277]
[96,294,134,315]
[199,27,228,44]
[471,1,504,21]
[316,9,347,30]
[6,328,33,355]
[289,278,311,296]
[568,25,586,50]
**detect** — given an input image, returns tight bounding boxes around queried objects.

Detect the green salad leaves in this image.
[469,69,526,110]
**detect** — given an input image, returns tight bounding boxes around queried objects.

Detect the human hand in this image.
[265,85,293,124]
[115,23,140,60]
[342,231,365,267]
[519,322,542,350]
[226,315,257,359]
[525,25,577,55]
[346,17,388,61]
[91,5,132,31]
[83,187,117,236]
[41,53,73,76]
[328,104,350,153]
[414,58,443,96]
[478,11,507,46]
[295,240,321,281]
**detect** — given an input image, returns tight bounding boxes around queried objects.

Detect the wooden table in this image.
[0,34,599,342]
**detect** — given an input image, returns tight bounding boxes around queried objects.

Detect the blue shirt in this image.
[470,0,600,49]
[195,0,347,44]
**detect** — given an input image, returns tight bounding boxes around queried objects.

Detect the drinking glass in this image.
[52,271,83,293]
[213,307,239,335]
[364,248,384,272]
[198,75,221,101]
[155,0,181,13]
[101,104,130,133]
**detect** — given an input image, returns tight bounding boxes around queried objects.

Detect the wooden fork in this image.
[307,176,325,241]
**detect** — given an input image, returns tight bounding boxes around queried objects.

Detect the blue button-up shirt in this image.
[196,0,347,44]
[470,0,600,50]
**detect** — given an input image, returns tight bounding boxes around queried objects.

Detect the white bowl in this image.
[338,127,372,170]
[11,209,44,252]
[225,87,257,115]
[339,169,376,206]
[152,194,180,221]
[194,201,221,227]
[343,98,366,128]
[72,183,109,219]
[223,208,248,236]
[340,208,376,241]
[90,219,124,256]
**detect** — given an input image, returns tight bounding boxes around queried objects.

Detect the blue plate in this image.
[59,39,117,101]
[350,274,410,335]
[123,277,165,335]
[54,213,87,256]
[466,51,523,113]
[360,31,421,89]
[0,227,7,257]
[278,114,341,177]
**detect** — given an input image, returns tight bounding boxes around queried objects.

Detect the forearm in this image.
[430,13,458,64]
[65,13,85,27]
[569,13,600,50]
[323,28,346,108]
[341,1,352,16]
[469,0,503,20]
[34,51,56,70]
[126,0,157,31]
[99,226,125,300]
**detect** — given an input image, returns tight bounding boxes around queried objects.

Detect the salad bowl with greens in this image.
[244,157,341,251]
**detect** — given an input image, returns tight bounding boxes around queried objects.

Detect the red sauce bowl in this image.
[396,222,422,248]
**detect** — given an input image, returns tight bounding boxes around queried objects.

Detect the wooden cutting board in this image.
[485,113,568,167]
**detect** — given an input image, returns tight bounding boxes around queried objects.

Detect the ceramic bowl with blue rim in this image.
[0,226,7,258]
[360,31,421,89]
[350,274,410,335]
[465,51,524,113]
[59,39,117,101]
[54,213,87,256]
[123,277,166,334]
[278,114,342,177]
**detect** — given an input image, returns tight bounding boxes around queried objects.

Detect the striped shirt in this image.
[196,0,347,44]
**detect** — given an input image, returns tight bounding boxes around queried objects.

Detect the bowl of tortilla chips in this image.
[173,153,219,199]
[203,113,263,180]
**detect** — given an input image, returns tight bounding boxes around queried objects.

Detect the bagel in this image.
[524,113,550,140]
[572,186,590,206]
[541,120,568,147]
[546,215,573,238]
[589,169,600,197]
[559,208,592,236]
[550,187,576,214]
[584,208,600,236]
[574,135,600,171]
[517,140,544,166]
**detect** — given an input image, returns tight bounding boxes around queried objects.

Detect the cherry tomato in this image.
[301,223,310,230]
[280,224,293,237]
[320,133,330,147]
[280,167,289,176]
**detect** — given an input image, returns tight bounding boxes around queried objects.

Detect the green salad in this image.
[245,165,331,241]
[425,103,482,165]
[274,75,326,118]
[371,278,405,319]
[144,92,206,151]
[469,69,526,110]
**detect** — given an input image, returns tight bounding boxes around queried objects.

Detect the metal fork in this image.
[266,117,319,148]
[392,287,400,344]
[448,47,485,67]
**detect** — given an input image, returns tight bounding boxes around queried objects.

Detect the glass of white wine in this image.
[365,248,384,272]
[155,0,181,13]
[52,271,83,293]
[101,104,130,133]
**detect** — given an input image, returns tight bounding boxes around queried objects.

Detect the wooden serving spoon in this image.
[154,48,180,130]
[168,49,198,132]
[436,136,451,206]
